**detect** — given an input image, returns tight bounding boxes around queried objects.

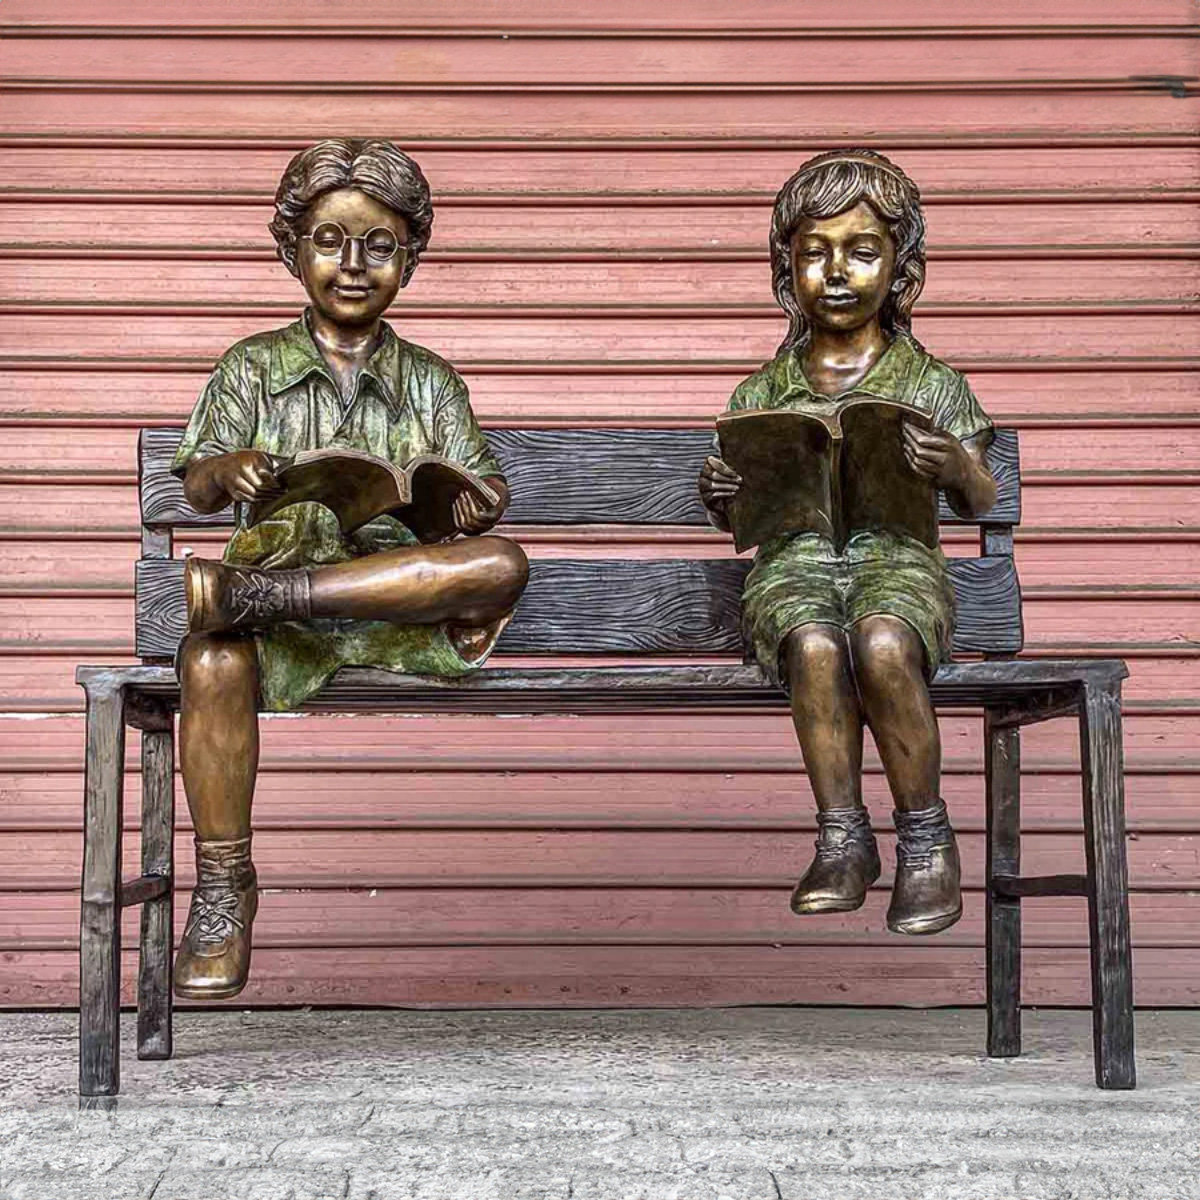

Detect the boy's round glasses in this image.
[300,221,408,265]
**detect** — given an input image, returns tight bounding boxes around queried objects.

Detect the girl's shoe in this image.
[790,806,882,914]
[888,799,962,935]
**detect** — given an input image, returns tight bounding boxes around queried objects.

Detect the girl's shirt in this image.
[725,332,992,447]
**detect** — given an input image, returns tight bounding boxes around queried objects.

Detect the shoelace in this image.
[894,801,952,868]
[184,888,246,946]
[228,569,286,624]
[813,808,875,862]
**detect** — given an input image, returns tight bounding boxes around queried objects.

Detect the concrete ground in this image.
[1,1008,1198,1200]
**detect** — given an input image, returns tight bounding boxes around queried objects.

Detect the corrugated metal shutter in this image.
[1,1,1197,1007]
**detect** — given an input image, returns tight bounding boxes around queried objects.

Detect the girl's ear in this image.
[894,282,921,323]
[886,260,925,330]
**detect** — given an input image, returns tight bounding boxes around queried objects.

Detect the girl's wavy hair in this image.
[769,149,926,354]
[270,138,433,287]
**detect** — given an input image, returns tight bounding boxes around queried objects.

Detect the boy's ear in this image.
[281,242,302,279]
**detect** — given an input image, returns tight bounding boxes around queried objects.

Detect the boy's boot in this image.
[790,806,881,914]
[888,799,962,935]
[186,557,311,634]
[173,836,259,1000]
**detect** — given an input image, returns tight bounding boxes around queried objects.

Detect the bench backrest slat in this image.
[136,424,1024,662]
[135,555,1023,661]
[139,427,1021,530]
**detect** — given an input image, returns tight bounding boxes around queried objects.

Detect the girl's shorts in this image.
[740,530,956,687]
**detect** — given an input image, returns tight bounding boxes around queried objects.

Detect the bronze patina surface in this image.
[699,150,998,935]
[170,138,528,1000]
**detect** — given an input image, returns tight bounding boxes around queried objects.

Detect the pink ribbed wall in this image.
[0,1,1198,1007]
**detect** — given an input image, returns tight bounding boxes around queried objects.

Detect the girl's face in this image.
[293,187,409,329]
[790,201,897,335]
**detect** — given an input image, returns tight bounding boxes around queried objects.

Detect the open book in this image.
[716,399,938,554]
[247,448,500,544]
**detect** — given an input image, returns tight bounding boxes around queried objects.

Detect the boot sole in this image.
[887,904,963,936]
[790,894,869,915]
[173,979,249,1001]
[183,556,209,633]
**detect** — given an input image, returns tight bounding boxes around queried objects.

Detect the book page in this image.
[836,399,938,548]
[716,409,837,553]
[249,450,408,534]
[401,458,499,544]
[249,450,499,542]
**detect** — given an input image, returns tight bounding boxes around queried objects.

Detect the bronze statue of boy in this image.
[700,150,998,935]
[171,139,528,999]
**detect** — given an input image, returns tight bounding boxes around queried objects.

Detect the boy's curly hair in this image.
[769,149,926,354]
[270,138,433,287]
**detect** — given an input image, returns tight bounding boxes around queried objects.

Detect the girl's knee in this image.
[783,623,847,684]
[850,615,924,683]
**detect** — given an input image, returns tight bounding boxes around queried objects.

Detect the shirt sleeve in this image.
[714,366,776,453]
[171,348,257,478]
[931,369,993,445]
[431,376,503,480]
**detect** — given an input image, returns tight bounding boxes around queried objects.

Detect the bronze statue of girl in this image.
[700,150,998,935]
[170,139,528,999]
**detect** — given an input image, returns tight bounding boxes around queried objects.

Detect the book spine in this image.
[830,432,846,553]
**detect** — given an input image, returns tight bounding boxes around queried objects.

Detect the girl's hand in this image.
[902,423,971,490]
[208,450,283,504]
[453,477,508,536]
[699,455,743,511]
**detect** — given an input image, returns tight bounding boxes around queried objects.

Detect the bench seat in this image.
[79,657,1124,718]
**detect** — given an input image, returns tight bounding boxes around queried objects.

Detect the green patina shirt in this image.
[172,311,505,711]
[724,333,994,685]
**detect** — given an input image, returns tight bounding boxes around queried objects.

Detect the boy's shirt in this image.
[172,311,501,484]
[170,314,507,711]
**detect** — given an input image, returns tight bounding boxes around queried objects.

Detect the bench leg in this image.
[137,724,175,1062]
[79,678,126,1108]
[1079,680,1136,1089]
[985,711,1021,1058]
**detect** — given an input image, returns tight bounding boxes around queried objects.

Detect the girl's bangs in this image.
[792,166,908,224]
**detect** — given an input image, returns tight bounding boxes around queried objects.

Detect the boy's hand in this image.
[699,455,742,511]
[902,423,971,490]
[453,477,508,536]
[208,450,284,504]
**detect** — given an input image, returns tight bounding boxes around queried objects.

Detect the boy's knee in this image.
[179,634,258,700]
[478,536,529,606]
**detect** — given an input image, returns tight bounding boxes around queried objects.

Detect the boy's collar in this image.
[784,333,925,405]
[268,310,404,414]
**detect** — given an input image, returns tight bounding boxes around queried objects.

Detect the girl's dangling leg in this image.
[850,614,961,935]
[783,623,881,914]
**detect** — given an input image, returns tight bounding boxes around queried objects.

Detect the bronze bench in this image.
[76,426,1135,1106]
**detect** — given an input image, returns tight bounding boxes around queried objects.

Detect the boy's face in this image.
[292,187,410,329]
[790,201,896,335]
